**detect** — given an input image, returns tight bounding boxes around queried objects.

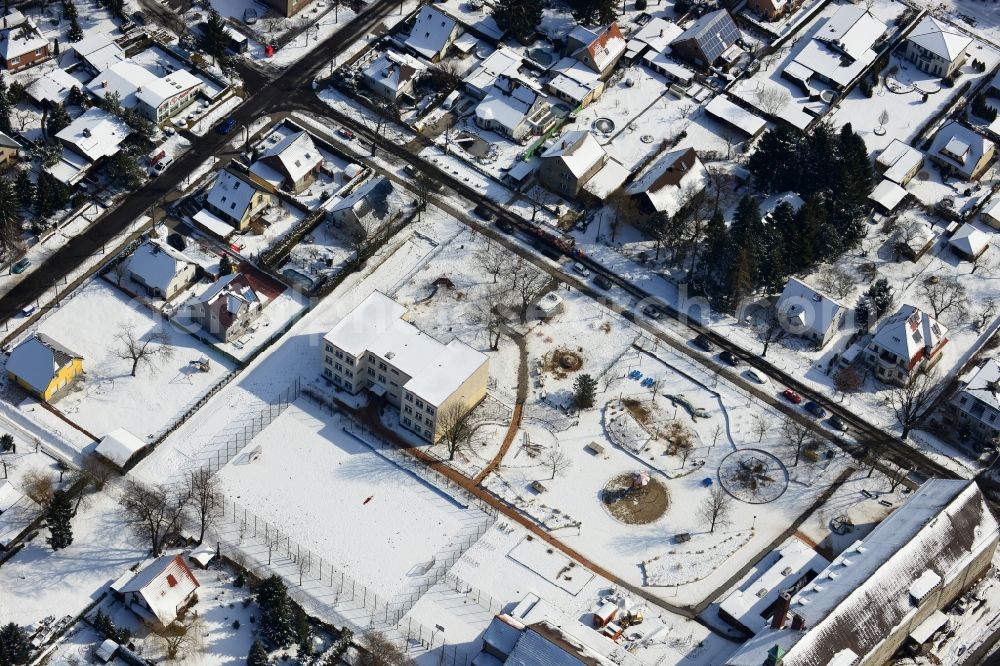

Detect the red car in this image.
[782,388,802,404]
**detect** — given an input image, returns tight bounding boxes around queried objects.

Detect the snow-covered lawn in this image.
[9,279,237,444]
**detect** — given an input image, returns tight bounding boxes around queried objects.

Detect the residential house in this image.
[719,537,830,634]
[538,130,608,198]
[623,17,682,62]
[983,195,1000,230]
[126,239,199,300]
[0,130,19,168]
[116,555,200,627]
[6,333,84,402]
[322,292,489,443]
[261,0,312,18]
[327,175,397,238]
[627,148,708,217]
[94,428,149,471]
[725,479,998,666]
[948,223,990,261]
[928,121,995,181]
[250,130,323,193]
[26,68,82,107]
[547,57,605,109]
[644,47,697,87]
[464,46,522,99]
[785,5,887,91]
[669,10,741,70]
[86,60,157,107]
[905,16,971,78]
[947,358,1000,447]
[87,61,202,123]
[474,76,554,142]
[404,6,461,62]
[362,50,425,102]
[863,305,947,385]
[774,277,846,349]
[876,139,924,185]
[0,11,50,72]
[64,33,125,74]
[704,95,767,141]
[204,168,271,232]
[869,179,909,214]
[189,273,262,343]
[748,0,801,21]
[566,23,626,78]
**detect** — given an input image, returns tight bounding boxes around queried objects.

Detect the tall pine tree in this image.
[0,178,21,256]
[45,489,74,550]
[199,10,230,62]
[568,0,616,26]
[492,0,542,42]
[247,640,268,666]
[256,575,295,648]
[46,103,71,137]
[0,622,29,666]
[0,75,13,135]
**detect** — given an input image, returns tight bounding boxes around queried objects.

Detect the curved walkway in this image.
[473,323,528,486]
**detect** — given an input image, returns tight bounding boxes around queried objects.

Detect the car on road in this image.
[151,156,173,176]
[720,350,740,366]
[403,164,419,178]
[337,127,355,141]
[829,414,847,432]
[804,401,827,418]
[692,334,714,352]
[96,191,115,208]
[642,304,665,320]
[495,219,514,234]
[10,258,30,274]
[571,262,590,277]
[593,274,613,290]
[744,369,768,385]
[473,204,496,221]
[216,117,237,135]
[20,304,36,317]
[782,388,802,404]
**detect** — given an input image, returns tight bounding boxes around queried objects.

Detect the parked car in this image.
[473,204,496,221]
[782,388,802,404]
[151,156,173,176]
[403,164,419,178]
[720,350,740,366]
[10,258,30,274]
[804,401,827,418]
[744,369,768,385]
[692,334,714,352]
[216,117,237,135]
[495,219,514,234]
[642,304,664,320]
[96,192,115,208]
[593,274,613,290]
[337,127,355,141]
[829,414,848,432]
[571,262,590,277]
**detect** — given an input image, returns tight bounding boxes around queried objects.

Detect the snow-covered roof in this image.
[548,57,602,103]
[0,10,26,30]
[909,609,948,645]
[95,428,147,467]
[187,545,216,567]
[958,358,1000,412]
[69,33,125,71]
[324,292,488,407]
[930,121,995,179]
[869,305,947,368]
[907,15,971,62]
[705,95,767,137]
[26,68,80,106]
[94,638,119,662]
[572,23,626,73]
[506,621,615,666]
[949,223,990,258]
[119,554,200,626]
[541,130,606,178]
[877,139,924,184]
[6,333,82,395]
[815,5,886,60]
[626,17,682,57]
[0,14,46,60]
[135,69,201,109]
[672,9,740,63]
[0,479,24,514]
[719,536,830,633]
[86,60,158,107]
[329,175,395,228]
[627,148,708,217]
[464,46,522,96]
[0,130,18,150]
[583,159,630,199]
[45,147,91,186]
[405,5,459,60]
[56,108,130,162]
[362,50,425,95]
[983,196,1000,224]
[127,239,197,295]
[206,169,260,222]
[775,277,845,340]
[193,208,236,238]
[727,480,998,666]
[256,130,322,187]
[475,79,537,134]
[868,178,908,211]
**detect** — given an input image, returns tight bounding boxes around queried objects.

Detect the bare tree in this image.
[81,454,115,491]
[473,285,510,351]
[758,305,786,358]
[877,109,889,132]
[359,630,414,666]
[698,486,733,533]
[119,478,188,557]
[13,108,33,132]
[976,297,998,333]
[971,248,995,275]
[22,468,56,506]
[882,370,944,439]
[185,468,218,546]
[816,265,856,301]
[505,257,550,323]
[111,259,129,287]
[265,528,281,565]
[919,276,968,321]
[541,443,572,480]
[112,321,174,377]
[711,424,724,448]
[833,365,863,400]
[780,419,813,466]
[153,617,203,660]
[756,85,790,116]
[474,243,511,284]
[347,214,384,268]
[436,403,475,461]
[885,462,910,492]
[751,413,771,443]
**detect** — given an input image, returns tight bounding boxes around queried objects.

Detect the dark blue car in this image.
[216,118,237,135]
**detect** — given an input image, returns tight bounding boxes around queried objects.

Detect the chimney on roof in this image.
[82,128,91,137]
[102,80,108,88]
[791,613,805,631]
[770,590,792,630]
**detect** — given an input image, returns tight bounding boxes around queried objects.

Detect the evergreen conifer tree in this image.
[256,575,295,648]
[45,489,74,550]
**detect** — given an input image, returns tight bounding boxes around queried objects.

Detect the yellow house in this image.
[0,131,19,168]
[6,333,84,402]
